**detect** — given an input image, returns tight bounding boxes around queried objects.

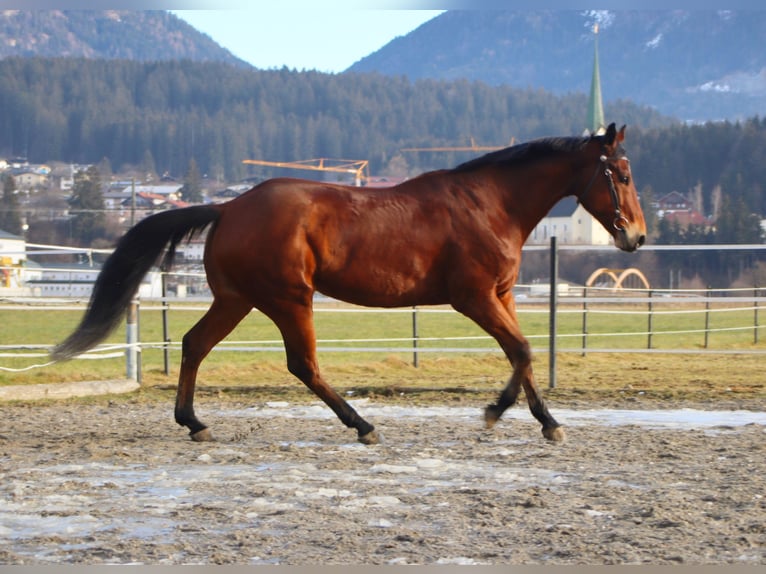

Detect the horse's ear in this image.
[603,123,626,148]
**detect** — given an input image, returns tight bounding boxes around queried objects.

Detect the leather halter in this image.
[579,151,630,232]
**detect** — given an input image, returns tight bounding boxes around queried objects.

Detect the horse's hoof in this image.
[190,428,214,442]
[359,430,382,445]
[484,405,500,429]
[542,426,565,442]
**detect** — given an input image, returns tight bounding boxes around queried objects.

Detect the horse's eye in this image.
[620,175,630,185]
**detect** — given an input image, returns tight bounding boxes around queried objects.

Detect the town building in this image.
[527,197,612,246]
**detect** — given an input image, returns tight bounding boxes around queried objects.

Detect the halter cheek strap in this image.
[579,152,629,232]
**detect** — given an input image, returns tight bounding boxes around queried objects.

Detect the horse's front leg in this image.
[484,339,564,442]
[458,290,564,441]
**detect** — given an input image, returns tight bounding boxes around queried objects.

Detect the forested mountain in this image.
[0,10,246,66]
[2,56,766,223]
[0,57,669,182]
[349,10,766,122]
[3,54,766,217]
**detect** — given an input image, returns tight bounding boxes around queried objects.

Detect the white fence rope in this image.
[0,361,56,372]
[560,305,763,316]
[1,277,765,376]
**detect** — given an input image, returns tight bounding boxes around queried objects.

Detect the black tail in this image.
[51,205,220,361]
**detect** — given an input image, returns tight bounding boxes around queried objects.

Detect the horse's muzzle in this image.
[615,227,646,252]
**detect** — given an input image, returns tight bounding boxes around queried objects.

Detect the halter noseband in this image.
[579,151,630,232]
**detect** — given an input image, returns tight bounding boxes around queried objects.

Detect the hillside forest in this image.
[0,58,765,288]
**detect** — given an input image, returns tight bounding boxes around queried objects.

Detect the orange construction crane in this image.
[242,158,370,187]
[401,136,515,153]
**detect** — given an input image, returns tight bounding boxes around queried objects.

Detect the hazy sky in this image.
[170,8,444,73]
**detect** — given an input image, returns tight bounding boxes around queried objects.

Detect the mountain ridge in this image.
[0,10,248,67]
[348,10,766,122]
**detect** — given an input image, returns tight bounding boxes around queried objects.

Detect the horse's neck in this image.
[499,160,579,239]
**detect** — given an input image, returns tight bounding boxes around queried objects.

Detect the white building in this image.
[527,196,612,246]
[0,229,25,265]
[24,264,163,298]
[176,238,206,261]
[0,229,26,289]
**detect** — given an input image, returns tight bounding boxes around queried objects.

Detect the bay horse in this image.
[52,123,645,444]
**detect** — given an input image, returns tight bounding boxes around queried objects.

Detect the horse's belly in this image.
[314,266,445,308]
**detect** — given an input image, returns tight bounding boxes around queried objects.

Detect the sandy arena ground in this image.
[0,395,764,565]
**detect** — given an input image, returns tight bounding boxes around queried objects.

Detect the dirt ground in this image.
[0,392,764,565]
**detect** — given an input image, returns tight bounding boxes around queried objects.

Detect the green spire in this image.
[586,24,605,136]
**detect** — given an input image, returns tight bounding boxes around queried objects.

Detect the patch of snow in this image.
[646,33,662,49]
[228,402,766,430]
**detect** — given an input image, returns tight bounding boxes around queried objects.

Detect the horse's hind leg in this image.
[175,296,252,441]
[266,299,380,445]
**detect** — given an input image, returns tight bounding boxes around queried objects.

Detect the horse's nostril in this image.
[638,235,646,247]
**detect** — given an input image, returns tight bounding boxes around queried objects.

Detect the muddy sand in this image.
[0,395,764,565]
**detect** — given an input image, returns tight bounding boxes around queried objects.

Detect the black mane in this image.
[452,135,592,173]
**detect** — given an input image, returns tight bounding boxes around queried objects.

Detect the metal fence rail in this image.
[2,285,764,381]
[2,239,766,387]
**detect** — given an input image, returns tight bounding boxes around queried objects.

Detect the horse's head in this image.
[578,123,646,252]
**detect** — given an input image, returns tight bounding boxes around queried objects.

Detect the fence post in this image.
[647,289,654,349]
[704,286,711,349]
[126,299,140,383]
[755,285,760,345]
[548,236,558,389]
[162,273,170,375]
[412,305,419,368]
[581,286,588,356]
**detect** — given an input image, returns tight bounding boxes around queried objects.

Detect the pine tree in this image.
[638,185,658,239]
[716,195,762,244]
[69,166,106,245]
[180,158,203,203]
[141,150,157,182]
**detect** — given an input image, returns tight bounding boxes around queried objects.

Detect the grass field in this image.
[1,298,764,403]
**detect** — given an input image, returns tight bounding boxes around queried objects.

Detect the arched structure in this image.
[585,267,650,291]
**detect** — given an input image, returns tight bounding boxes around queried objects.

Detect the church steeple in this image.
[586,24,606,136]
